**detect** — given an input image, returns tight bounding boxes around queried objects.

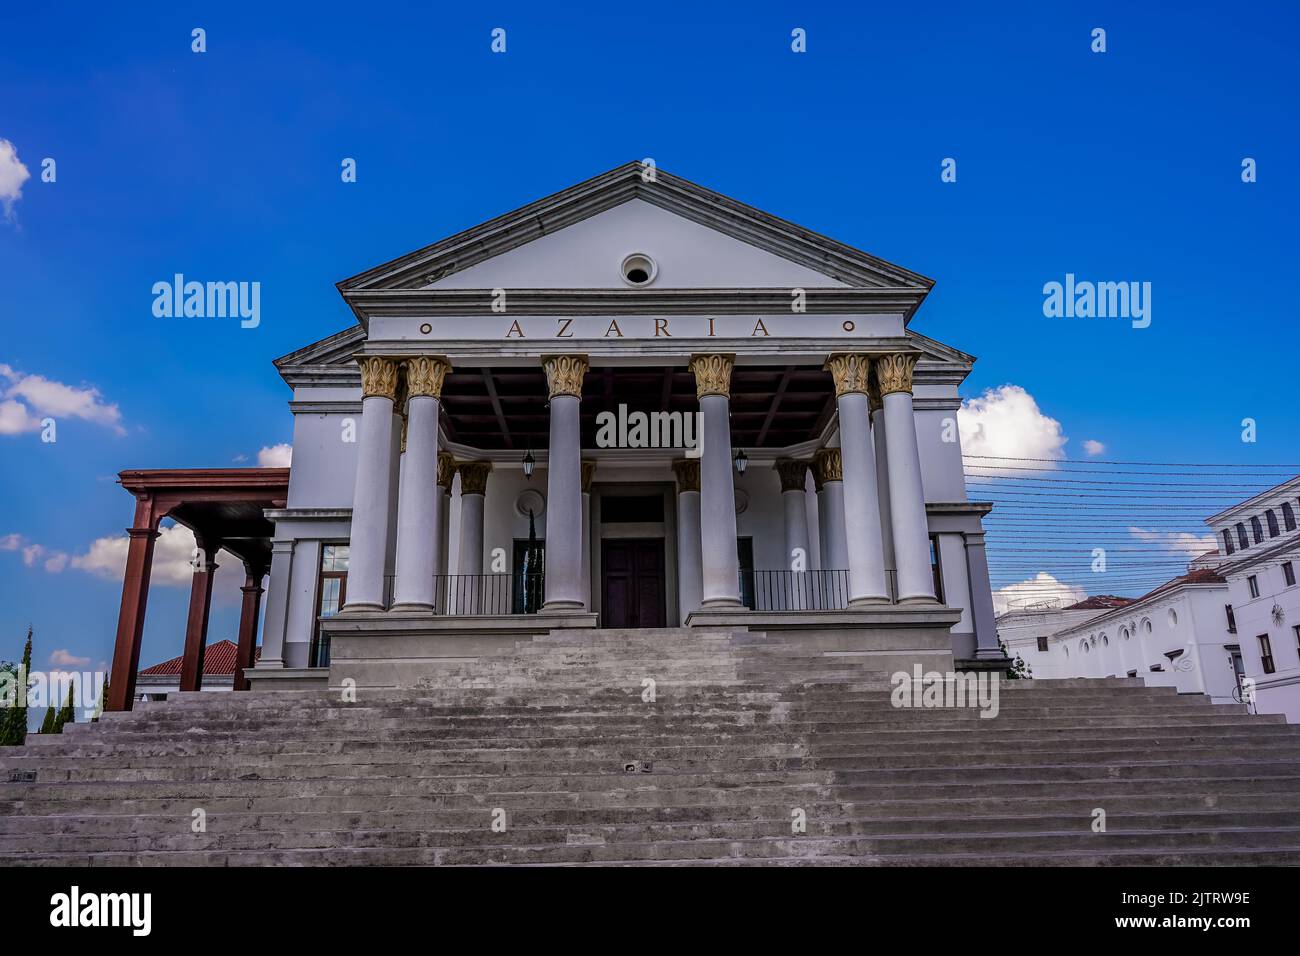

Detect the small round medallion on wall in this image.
[515,488,546,518]
[419,323,432,335]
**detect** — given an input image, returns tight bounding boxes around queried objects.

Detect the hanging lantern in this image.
[522,449,535,480]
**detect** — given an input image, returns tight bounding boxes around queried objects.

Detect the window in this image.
[1143,619,1153,635]
[620,253,657,286]
[1284,561,1296,587]
[1225,604,1237,633]
[1037,636,1049,653]
[1266,510,1280,537]
[1248,575,1260,599]
[1167,609,1178,629]
[930,536,944,603]
[1259,634,1275,674]
[1237,523,1250,549]
[1294,625,1300,659]
[1127,670,1138,678]
[1252,516,1264,544]
[1222,529,1235,555]
[1283,502,1297,532]
[312,544,349,666]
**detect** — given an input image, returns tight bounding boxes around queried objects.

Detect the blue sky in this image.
[1,1,1297,673]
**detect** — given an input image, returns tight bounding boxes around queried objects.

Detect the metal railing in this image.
[382,572,545,615]
[309,633,331,668]
[739,569,898,610]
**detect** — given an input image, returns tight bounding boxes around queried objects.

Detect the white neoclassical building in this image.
[211,163,1004,691]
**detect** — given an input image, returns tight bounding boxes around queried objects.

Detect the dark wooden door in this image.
[601,539,666,628]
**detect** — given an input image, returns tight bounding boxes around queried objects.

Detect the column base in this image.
[700,597,744,609]
[897,594,940,605]
[541,600,585,613]
[341,602,385,613]
[389,601,435,613]
[848,596,891,608]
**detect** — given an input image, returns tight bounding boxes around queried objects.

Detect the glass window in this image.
[1259,634,1275,675]
[1251,517,1264,544]
[1237,523,1250,549]
[1284,562,1296,588]
[1036,636,1048,653]
[1222,529,1235,555]
[1266,510,1280,537]
[1283,503,1297,532]
[312,544,349,666]
[1248,575,1260,599]
[1225,605,1236,633]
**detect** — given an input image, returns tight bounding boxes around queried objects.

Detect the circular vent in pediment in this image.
[621,253,656,286]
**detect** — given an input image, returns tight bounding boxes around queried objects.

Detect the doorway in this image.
[601,538,666,628]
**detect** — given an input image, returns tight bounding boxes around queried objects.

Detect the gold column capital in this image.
[876,352,918,397]
[813,448,843,486]
[458,461,493,496]
[405,355,452,399]
[689,353,735,399]
[437,452,457,492]
[672,458,701,493]
[541,354,589,399]
[581,460,597,493]
[774,459,809,493]
[823,353,871,398]
[357,356,400,401]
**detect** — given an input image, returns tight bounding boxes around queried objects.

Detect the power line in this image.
[963,455,1300,468]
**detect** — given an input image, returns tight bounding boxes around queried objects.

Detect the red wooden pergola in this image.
[106,469,289,711]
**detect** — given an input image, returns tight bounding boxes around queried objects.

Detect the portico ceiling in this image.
[438,364,835,451]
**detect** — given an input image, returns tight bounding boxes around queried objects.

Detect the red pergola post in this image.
[232,560,267,691]
[106,498,164,712]
[179,537,221,692]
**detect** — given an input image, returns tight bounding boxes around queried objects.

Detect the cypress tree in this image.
[53,682,75,734]
[0,627,33,746]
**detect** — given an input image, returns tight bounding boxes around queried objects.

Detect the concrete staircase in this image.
[3,626,1300,866]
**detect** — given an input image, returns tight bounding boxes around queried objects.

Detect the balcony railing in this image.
[739,569,898,610]
[382,572,545,615]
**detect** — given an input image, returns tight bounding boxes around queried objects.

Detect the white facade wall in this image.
[1224,542,1300,722]
[1047,585,1239,703]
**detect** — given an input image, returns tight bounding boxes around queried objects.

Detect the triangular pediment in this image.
[338,162,934,294]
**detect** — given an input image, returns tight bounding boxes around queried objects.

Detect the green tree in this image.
[0,627,34,746]
[53,682,75,734]
[1000,637,1032,680]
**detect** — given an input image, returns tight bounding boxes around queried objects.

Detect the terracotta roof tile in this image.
[139,640,260,677]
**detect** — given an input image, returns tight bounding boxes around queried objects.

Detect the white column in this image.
[871,398,896,574]
[691,354,742,608]
[581,460,595,611]
[825,354,888,605]
[344,356,399,610]
[776,459,811,609]
[965,531,1004,660]
[878,353,937,603]
[673,458,703,622]
[541,355,588,611]
[253,539,294,666]
[456,462,490,575]
[393,357,450,610]
[814,449,848,571]
[434,452,455,611]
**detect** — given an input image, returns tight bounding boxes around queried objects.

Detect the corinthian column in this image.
[393,356,451,610]
[433,452,456,612]
[877,353,937,603]
[581,460,596,611]
[825,353,888,604]
[344,355,399,610]
[813,448,848,571]
[541,354,588,611]
[690,354,742,607]
[673,458,703,622]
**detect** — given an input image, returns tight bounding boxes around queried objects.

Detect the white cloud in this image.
[3,525,244,604]
[49,649,90,668]
[993,572,1087,615]
[1082,439,1106,456]
[0,398,41,435]
[0,364,125,435]
[1129,527,1217,560]
[257,443,292,467]
[958,385,1067,471]
[0,139,31,222]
